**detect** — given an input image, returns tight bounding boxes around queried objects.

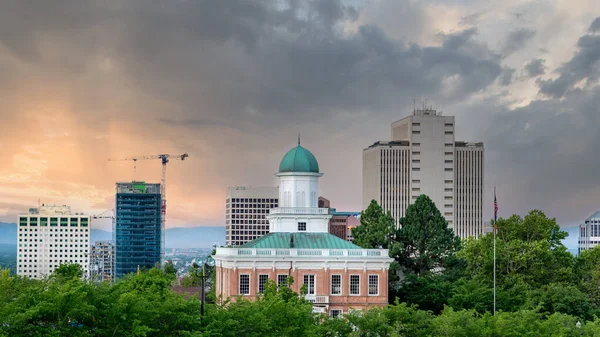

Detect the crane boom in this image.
[108,152,188,264]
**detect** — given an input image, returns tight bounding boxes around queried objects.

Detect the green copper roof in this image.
[240,232,361,249]
[278,136,320,173]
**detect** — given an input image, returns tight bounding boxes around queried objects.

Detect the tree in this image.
[52,263,84,280]
[352,200,396,249]
[164,260,177,276]
[394,195,460,276]
[460,210,573,289]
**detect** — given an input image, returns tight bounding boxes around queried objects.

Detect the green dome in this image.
[279,138,319,173]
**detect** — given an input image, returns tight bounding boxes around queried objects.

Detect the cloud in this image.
[524,58,546,77]
[501,28,536,56]
[589,17,600,33]
[538,19,600,98]
[0,0,597,229]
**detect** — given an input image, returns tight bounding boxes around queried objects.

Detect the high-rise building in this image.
[90,240,115,282]
[17,205,90,279]
[214,139,392,315]
[114,181,162,278]
[579,210,600,254]
[225,186,278,246]
[454,141,484,238]
[363,108,484,238]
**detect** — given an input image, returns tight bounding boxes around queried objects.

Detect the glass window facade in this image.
[114,182,162,279]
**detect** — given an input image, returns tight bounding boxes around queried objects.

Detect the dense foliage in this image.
[2,198,600,335]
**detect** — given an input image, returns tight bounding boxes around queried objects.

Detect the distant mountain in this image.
[91,228,112,242]
[0,223,17,244]
[165,227,225,249]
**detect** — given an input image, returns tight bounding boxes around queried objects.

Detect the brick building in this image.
[213,138,392,316]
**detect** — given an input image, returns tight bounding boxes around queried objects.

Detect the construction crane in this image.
[108,153,189,262]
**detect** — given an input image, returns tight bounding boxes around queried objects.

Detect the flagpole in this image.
[493,186,497,316]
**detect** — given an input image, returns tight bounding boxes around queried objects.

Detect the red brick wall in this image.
[216,266,388,311]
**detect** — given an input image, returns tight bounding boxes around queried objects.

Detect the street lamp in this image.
[192,256,215,316]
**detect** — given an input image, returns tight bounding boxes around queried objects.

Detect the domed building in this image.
[579,210,600,254]
[213,138,393,316]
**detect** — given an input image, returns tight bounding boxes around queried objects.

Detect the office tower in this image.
[363,108,485,238]
[114,181,162,278]
[454,142,484,238]
[363,141,411,227]
[17,205,90,279]
[90,240,115,282]
[579,210,600,254]
[225,186,278,246]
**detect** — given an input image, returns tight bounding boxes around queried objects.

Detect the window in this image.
[331,275,342,295]
[303,275,315,295]
[412,151,420,155]
[445,131,453,135]
[350,275,360,295]
[444,168,453,171]
[445,123,453,127]
[330,310,342,318]
[258,274,269,294]
[412,122,421,126]
[413,143,420,146]
[412,130,421,134]
[412,168,420,172]
[277,275,288,288]
[368,275,379,295]
[298,222,307,231]
[239,274,250,295]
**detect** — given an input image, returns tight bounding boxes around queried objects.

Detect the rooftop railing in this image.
[216,247,388,258]
[269,207,329,215]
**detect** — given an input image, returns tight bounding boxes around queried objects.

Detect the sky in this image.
[1,0,599,231]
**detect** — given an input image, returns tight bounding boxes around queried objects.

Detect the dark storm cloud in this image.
[524,58,546,77]
[501,28,536,56]
[0,0,506,124]
[479,87,600,219]
[538,19,600,98]
[589,17,600,33]
[500,68,515,85]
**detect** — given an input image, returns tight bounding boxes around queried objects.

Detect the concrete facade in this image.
[225,186,278,246]
[17,205,90,279]
[363,108,485,238]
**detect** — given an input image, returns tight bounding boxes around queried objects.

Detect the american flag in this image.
[494,189,498,222]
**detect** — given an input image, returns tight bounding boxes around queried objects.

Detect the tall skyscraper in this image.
[90,240,115,282]
[17,205,90,279]
[363,108,484,238]
[225,186,278,246]
[579,210,600,255]
[114,181,162,278]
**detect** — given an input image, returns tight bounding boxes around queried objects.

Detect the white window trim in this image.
[277,274,288,289]
[258,274,269,294]
[349,274,360,296]
[239,274,250,296]
[331,274,342,296]
[368,274,379,296]
[330,309,343,318]
[304,274,316,295]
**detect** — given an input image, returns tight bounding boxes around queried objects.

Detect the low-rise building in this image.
[213,138,392,316]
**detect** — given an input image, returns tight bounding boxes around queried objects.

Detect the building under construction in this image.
[90,240,115,282]
[114,181,163,278]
